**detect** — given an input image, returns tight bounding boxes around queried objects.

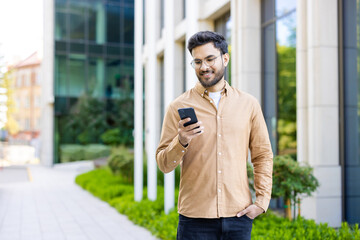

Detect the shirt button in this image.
[218,152,222,155]
[218,170,222,174]
[201,94,204,97]
[173,161,176,163]
[181,150,185,153]
[217,116,220,119]
[218,189,221,193]
[218,134,221,137]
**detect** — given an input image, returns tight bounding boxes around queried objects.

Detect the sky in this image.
[0,0,43,66]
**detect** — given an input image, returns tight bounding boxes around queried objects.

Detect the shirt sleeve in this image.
[249,100,274,212]
[156,104,188,173]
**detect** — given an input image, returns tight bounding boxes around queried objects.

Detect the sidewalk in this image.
[0,163,158,240]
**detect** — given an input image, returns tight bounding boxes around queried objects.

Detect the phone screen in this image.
[178,108,198,127]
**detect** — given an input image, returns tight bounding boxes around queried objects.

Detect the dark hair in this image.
[187,31,228,55]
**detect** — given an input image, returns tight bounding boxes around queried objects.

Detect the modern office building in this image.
[42,0,134,163]
[135,0,360,227]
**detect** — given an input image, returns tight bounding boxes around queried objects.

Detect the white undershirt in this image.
[209,91,222,109]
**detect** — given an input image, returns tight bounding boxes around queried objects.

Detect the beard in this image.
[196,66,226,88]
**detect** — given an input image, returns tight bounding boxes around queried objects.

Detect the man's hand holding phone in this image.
[177,108,204,147]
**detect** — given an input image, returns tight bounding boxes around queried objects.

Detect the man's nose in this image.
[199,61,209,71]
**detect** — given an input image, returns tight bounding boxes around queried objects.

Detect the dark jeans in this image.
[177,214,253,240]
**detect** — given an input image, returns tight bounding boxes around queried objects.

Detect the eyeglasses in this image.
[190,55,221,69]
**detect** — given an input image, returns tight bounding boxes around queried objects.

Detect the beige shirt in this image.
[156,81,273,218]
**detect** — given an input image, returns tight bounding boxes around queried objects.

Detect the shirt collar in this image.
[195,81,229,98]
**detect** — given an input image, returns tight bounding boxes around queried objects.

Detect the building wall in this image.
[12,60,42,139]
[43,0,135,164]
[137,0,359,226]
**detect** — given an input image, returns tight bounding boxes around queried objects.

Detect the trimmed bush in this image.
[83,144,111,160]
[76,168,359,240]
[107,146,134,182]
[60,144,84,162]
[60,144,110,163]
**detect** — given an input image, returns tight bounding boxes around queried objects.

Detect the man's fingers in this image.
[179,118,191,128]
[237,209,247,217]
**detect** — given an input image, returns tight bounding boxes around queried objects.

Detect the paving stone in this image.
[0,164,158,240]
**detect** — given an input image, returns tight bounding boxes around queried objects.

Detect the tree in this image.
[0,68,20,135]
[247,155,319,220]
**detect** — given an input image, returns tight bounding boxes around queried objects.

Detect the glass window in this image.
[55,55,67,96]
[106,5,121,43]
[68,54,86,97]
[124,6,134,44]
[68,2,86,40]
[215,12,231,85]
[89,1,106,44]
[88,57,105,98]
[342,0,360,224]
[105,59,121,98]
[55,2,67,40]
[261,0,297,157]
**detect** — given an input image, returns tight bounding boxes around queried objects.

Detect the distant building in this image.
[11,52,41,141]
[42,0,135,163]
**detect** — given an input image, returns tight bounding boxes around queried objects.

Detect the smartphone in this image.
[178,107,198,127]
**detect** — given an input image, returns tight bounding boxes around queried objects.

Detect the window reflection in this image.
[262,0,297,157]
[215,12,231,85]
[342,0,360,224]
[54,0,134,163]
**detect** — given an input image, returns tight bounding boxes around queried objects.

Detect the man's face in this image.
[191,42,229,88]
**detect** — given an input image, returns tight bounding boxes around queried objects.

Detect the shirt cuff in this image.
[254,196,271,213]
[167,135,188,166]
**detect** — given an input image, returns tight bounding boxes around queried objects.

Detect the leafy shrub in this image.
[83,144,111,160]
[107,146,134,183]
[60,144,111,162]
[248,155,319,218]
[101,128,133,147]
[60,144,84,162]
[76,168,359,240]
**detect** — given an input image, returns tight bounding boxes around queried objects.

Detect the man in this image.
[156,31,273,240]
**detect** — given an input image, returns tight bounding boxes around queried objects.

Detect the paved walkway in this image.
[0,163,158,240]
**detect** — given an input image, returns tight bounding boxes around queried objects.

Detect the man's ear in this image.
[223,53,230,67]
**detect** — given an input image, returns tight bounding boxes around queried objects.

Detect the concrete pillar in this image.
[145,0,158,201]
[41,0,54,167]
[297,0,341,227]
[297,0,309,184]
[163,0,175,214]
[185,0,200,90]
[231,0,261,101]
[134,0,143,202]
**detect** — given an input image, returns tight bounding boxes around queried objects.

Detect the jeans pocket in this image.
[242,214,254,222]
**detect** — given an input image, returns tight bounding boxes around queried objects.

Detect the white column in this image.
[299,0,341,227]
[134,0,143,202]
[297,0,308,175]
[163,0,175,214]
[231,0,261,101]
[185,0,200,90]
[41,0,54,167]
[145,0,157,201]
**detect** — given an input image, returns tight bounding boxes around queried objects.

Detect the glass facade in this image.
[261,0,297,157]
[215,12,231,85]
[54,0,134,163]
[342,0,360,224]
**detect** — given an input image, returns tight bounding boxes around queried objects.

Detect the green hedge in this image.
[76,168,360,240]
[60,144,110,162]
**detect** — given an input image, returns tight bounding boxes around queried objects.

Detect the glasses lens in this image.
[205,58,215,67]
